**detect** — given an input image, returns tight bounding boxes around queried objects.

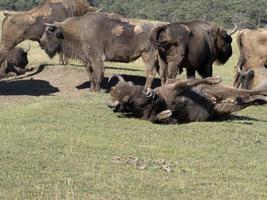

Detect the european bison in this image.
[40,12,160,92]
[108,75,267,124]
[234,28,267,90]
[150,20,237,84]
[0,0,99,68]
[0,46,29,79]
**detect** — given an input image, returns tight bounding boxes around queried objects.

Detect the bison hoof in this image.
[89,88,97,92]
[156,110,172,120]
[203,76,222,85]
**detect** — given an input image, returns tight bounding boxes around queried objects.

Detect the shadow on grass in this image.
[64,63,143,72]
[219,114,267,124]
[7,63,49,80]
[0,79,59,96]
[105,66,142,72]
[76,74,161,92]
[109,112,267,125]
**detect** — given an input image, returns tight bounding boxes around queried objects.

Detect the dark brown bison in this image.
[0,0,99,68]
[108,75,267,124]
[234,28,267,90]
[40,12,160,92]
[0,46,30,79]
[150,20,237,84]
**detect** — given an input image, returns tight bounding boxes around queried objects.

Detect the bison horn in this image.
[237,63,247,77]
[96,8,103,13]
[44,23,58,29]
[145,88,155,99]
[3,10,17,17]
[228,23,238,36]
[108,74,125,83]
[25,43,31,53]
[106,100,120,108]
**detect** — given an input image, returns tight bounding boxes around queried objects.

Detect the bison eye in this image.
[46,31,53,37]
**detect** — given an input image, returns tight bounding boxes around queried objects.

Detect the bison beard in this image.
[108,75,267,124]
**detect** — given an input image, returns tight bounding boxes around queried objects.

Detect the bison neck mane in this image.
[61,38,80,61]
[29,0,95,18]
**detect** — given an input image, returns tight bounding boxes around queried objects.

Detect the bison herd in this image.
[0,0,267,124]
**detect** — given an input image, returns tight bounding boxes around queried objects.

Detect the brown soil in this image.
[0,65,90,104]
[0,64,160,104]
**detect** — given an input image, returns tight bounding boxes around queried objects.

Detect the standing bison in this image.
[40,12,160,92]
[150,20,237,84]
[234,28,267,90]
[108,75,267,124]
[0,46,30,79]
[0,0,98,68]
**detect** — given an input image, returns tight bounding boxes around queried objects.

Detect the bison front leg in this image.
[186,68,196,79]
[91,58,104,92]
[197,64,213,79]
[86,62,96,92]
[158,53,167,85]
[171,77,221,94]
[142,51,158,88]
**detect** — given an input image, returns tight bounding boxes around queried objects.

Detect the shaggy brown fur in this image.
[108,76,267,124]
[0,47,29,79]
[40,12,160,92]
[233,28,267,90]
[0,0,98,67]
[150,20,236,84]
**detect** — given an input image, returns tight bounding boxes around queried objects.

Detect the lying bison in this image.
[150,20,237,84]
[108,75,267,124]
[234,28,267,90]
[0,0,99,68]
[40,12,160,92]
[0,46,29,79]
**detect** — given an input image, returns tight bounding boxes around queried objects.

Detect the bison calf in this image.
[0,47,29,79]
[108,75,267,124]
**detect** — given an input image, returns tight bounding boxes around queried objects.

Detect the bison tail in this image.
[150,25,170,51]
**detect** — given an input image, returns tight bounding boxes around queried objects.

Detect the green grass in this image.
[1,12,267,200]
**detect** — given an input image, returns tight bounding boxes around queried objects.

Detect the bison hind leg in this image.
[241,70,254,89]
[156,110,172,120]
[215,95,267,116]
[236,95,267,105]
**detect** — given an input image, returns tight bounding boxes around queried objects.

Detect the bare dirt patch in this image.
[0,65,90,103]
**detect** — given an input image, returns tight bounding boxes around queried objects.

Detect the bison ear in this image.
[56,31,64,39]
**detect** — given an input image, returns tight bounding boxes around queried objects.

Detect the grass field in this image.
[0,12,267,200]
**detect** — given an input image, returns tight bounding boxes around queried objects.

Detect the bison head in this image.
[5,46,30,75]
[108,75,168,122]
[1,11,36,49]
[108,75,148,114]
[40,23,63,58]
[214,24,237,64]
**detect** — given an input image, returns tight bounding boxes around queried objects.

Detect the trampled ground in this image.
[0,12,267,199]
